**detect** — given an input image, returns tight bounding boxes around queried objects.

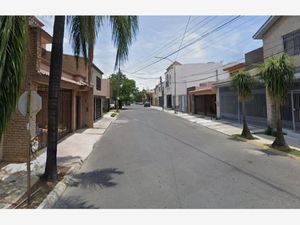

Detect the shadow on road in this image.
[54,196,96,209]
[70,168,124,190]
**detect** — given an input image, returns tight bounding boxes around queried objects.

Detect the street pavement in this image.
[54,105,300,208]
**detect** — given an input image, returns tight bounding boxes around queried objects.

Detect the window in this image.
[166,74,170,87]
[96,77,101,90]
[283,29,300,56]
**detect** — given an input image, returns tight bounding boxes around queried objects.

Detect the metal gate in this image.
[292,91,300,131]
[94,97,102,120]
[36,87,72,150]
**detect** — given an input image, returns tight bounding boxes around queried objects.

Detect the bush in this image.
[111,112,117,117]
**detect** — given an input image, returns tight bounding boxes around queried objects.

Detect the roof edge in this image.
[253,16,281,39]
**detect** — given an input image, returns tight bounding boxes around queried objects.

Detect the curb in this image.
[153,107,300,162]
[232,135,300,161]
[37,113,117,209]
[37,163,81,209]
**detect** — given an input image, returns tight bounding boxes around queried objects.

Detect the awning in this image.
[189,87,216,96]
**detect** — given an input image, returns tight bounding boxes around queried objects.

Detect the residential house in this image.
[0,17,103,162]
[253,16,300,132]
[145,90,154,105]
[163,61,225,114]
[91,67,111,120]
[153,83,164,107]
[214,47,266,125]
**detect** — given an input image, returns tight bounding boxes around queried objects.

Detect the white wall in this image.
[164,62,228,96]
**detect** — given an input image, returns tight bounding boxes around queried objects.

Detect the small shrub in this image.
[111,112,117,117]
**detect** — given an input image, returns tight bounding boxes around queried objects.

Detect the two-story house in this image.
[253,16,300,132]
[164,61,224,114]
[0,17,104,162]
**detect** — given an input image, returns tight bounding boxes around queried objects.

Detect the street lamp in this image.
[155,56,177,114]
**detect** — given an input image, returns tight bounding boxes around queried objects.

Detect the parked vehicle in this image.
[144,101,150,107]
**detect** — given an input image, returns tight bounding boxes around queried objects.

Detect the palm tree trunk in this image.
[42,16,65,181]
[241,101,253,139]
[272,102,288,148]
[88,43,93,84]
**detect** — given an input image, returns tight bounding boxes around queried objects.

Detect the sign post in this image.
[18,85,42,207]
[26,87,31,206]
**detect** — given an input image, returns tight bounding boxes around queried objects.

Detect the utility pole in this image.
[160,76,164,110]
[216,69,219,81]
[154,56,177,114]
[117,67,121,110]
[174,64,177,114]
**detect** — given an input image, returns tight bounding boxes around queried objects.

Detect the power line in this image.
[130,17,260,83]
[175,16,191,60]
[129,16,241,75]
[126,16,214,72]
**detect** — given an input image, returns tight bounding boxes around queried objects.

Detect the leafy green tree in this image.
[133,89,146,102]
[110,71,137,108]
[260,53,295,148]
[0,16,28,138]
[231,71,256,139]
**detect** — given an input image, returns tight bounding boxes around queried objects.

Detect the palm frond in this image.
[261,53,294,104]
[230,71,256,101]
[109,16,138,69]
[0,16,28,138]
[67,16,104,68]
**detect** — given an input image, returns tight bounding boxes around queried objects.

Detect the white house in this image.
[163,61,226,113]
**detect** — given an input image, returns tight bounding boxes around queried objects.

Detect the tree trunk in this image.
[42,16,65,181]
[88,41,93,85]
[272,102,289,148]
[241,101,254,139]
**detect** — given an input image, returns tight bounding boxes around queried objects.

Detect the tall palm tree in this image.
[261,53,295,148]
[0,16,28,139]
[42,16,66,181]
[43,16,138,181]
[231,71,256,139]
[68,16,138,81]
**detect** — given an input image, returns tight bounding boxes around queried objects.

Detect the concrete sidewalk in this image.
[151,106,300,151]
[0,111,117,209]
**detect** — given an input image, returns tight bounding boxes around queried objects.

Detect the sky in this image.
[38,16,268,90]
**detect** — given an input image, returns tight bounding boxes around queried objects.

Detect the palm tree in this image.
[43,16,138,181]
[261,53,295,149]
[231,71,256,139]
[0,16,28,139]
[42,16,66,181]
[68,16,138,81]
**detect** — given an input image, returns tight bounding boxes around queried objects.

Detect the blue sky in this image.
[38,16,268,90]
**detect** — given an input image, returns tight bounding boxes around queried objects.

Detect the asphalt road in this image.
[54,105,300,208]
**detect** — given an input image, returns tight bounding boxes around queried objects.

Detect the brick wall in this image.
[2,26,39,162]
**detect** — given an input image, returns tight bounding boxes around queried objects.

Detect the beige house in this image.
[0,17,105,162]
[91,66,111,120]
[253,16,300,131]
